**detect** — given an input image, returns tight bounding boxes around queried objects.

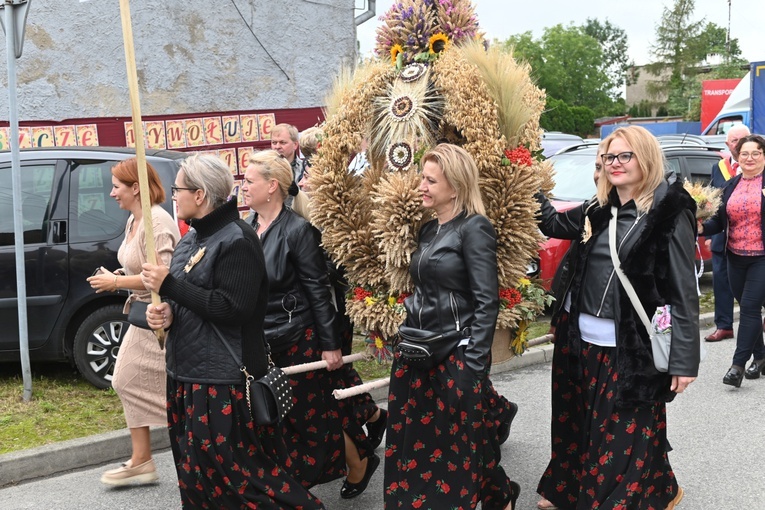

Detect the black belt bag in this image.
[396,326,468,369]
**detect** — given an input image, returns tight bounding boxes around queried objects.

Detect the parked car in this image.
[537,144,722,288]
[0,147,188,388]
[540,131,585,157]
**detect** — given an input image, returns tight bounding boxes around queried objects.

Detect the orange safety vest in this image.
[718,158,735,181]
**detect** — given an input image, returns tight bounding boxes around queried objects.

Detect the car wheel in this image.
[73,304,128,389]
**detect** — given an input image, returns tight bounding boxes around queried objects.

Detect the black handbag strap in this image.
[210,323,274,377]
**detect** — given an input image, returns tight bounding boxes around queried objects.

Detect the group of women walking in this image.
[89,124,737,509]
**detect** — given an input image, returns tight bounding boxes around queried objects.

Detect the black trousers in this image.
[727,252,765,366]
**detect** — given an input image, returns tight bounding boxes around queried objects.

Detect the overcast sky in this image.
[356,0,765,66]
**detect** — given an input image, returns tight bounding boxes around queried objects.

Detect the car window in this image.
[69,161,127,242]
[685,156,715,185]
[550,153,597,201]
[0,164,56,246]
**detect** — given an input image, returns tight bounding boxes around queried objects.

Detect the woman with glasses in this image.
[700,134,765,388]
[536,126,699,510]
[141,154,324,509]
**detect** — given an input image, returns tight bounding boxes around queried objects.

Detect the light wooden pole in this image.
[118,0,165,348]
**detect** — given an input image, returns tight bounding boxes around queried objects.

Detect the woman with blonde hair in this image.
[242,150,382,497]
[88,158,180,486]
[385,143,519,509]
[536,126,698,509]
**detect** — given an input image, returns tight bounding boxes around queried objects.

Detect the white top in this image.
[578,312,617,347]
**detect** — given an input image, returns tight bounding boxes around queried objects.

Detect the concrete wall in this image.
[625,65,671,110]
[0,0,357,120]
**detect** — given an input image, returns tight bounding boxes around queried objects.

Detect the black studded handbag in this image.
[210,323,294,425]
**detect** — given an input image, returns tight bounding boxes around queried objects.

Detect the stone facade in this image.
[0,0,357,120]
[625,65,672,111]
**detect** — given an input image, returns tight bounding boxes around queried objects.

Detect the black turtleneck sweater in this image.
[161,199,270,383]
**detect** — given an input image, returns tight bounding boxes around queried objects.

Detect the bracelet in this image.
[114,275,118,291]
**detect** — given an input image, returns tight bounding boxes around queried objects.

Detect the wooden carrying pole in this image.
[118,0,165,348]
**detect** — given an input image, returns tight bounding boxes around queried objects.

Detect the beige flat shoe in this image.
[101,458,158,486]
[666,487,684,510]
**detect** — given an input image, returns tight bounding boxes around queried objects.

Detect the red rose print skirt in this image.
[537,328,681,509]
[383,347,512,509]
[271,327,346,488]
[166,378,325,509]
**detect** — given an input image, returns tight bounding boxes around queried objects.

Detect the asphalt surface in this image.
[2,308,764,509]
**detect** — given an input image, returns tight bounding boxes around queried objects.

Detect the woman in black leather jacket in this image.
[384,144,519,510]
[242,150,381,496]
[141,154,324,509]
[536,126,699,510]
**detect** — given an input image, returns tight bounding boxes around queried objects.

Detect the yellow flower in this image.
[387,296,396,307]
[390,44,404,65]
[519,278,531,287]
[364,296,378,306]
[375,337,384,349]
[428,33,449,55]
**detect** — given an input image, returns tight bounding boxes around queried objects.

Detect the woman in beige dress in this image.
[88,158,180,485]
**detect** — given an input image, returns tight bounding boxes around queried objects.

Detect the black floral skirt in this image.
[272,328,346,488]
[329,363,379,459]
[537,321,680,509]
[384,347,512,509]
[166,378,325,510]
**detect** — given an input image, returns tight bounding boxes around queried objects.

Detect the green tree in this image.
[504,25,611,116]
[540,98,595,138]
[646,0,744,117]
[582,18,634,99]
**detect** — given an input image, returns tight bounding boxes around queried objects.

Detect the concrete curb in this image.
[0,308,728,488]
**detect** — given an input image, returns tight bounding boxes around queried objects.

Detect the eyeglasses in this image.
[739,151,763,160]
[171,185,198,197]
[601,152,634,166]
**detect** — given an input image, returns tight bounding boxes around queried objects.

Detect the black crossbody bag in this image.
[210,323,293,425]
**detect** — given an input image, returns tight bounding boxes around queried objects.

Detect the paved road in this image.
[2,319,763,509]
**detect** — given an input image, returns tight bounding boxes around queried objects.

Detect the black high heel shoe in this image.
[507,481,521,510]
[340,453,380,499]
[745,359,765,379]
[723,366,744,388]
[366,409,387,449]
[497,402,519,445]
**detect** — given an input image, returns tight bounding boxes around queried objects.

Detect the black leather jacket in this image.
[404,212,498,376]
[538,182,700,405]
[254,206,339,353]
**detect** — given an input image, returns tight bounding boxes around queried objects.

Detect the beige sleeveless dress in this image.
[112,205,180,428]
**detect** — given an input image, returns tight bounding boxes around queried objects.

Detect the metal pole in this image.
[3,0,32,401]
[726,0,732,62]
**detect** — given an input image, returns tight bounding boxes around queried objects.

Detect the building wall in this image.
[0,0,357,120]
[625,65,671,109]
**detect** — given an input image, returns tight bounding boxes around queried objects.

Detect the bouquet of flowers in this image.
[501,278,555,355]
[683,180,722,223]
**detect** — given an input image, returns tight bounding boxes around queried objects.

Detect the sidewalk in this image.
[0,309,726,488]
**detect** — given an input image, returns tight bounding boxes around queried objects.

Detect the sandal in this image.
[666,487,684,510]
[537,497,558,510]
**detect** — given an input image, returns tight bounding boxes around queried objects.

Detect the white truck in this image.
[702,71,750,136]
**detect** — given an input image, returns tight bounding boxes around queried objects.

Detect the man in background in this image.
[271,123,304,184]
[705,124,750,342]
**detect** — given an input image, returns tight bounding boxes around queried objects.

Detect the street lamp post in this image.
[0,0,32,402]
